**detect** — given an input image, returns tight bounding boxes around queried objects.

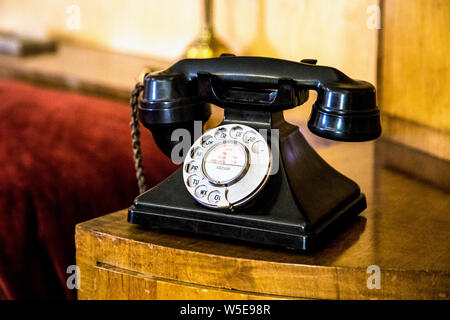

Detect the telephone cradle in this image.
[128,56,381,252]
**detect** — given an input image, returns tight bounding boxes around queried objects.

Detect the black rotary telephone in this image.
[128,55,381,251]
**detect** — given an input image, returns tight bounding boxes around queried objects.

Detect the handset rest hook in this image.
[197,72,308,112]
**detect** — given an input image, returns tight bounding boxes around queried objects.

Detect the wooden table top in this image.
[76,139,449,299]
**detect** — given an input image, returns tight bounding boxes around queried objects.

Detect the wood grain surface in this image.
[378,0,450,160]
[76,141,450,300]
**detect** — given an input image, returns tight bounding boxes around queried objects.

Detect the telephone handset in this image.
[129,55,381,251]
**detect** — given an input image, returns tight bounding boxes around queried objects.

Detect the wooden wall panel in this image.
[378,0,450,160]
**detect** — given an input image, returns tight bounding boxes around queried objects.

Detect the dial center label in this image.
[203,142,247,184]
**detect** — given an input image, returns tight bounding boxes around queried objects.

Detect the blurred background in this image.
[0,0,448,299]
[0,0,447,156]
[0,0,378,115]
[0,0,377,79]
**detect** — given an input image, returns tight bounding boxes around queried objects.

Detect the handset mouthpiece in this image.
[307,80,381,142]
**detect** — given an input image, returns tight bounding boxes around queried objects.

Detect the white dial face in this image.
[183,124,271,210]
[203,141,247,185]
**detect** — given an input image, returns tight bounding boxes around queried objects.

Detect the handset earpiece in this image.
[138,72,211,157]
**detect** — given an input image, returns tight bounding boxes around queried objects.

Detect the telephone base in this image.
[129,115,368,252]
[128,194,365,251]
[128,149,366,252]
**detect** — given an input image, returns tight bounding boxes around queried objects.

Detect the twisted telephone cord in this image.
[130,82,147,194]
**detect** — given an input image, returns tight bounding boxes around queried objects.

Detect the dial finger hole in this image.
[208,190,222,204]
[251,140,267,154]
[187,175,201,187]
[243,131,257,144]
[230,126,244,139]
[201,135,214,148]
[194,185,208,198]
[214,128,227,140]
[190,147,203,160]
[185,161,199,174]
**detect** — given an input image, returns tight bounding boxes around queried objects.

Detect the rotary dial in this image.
[183,124,271,209]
